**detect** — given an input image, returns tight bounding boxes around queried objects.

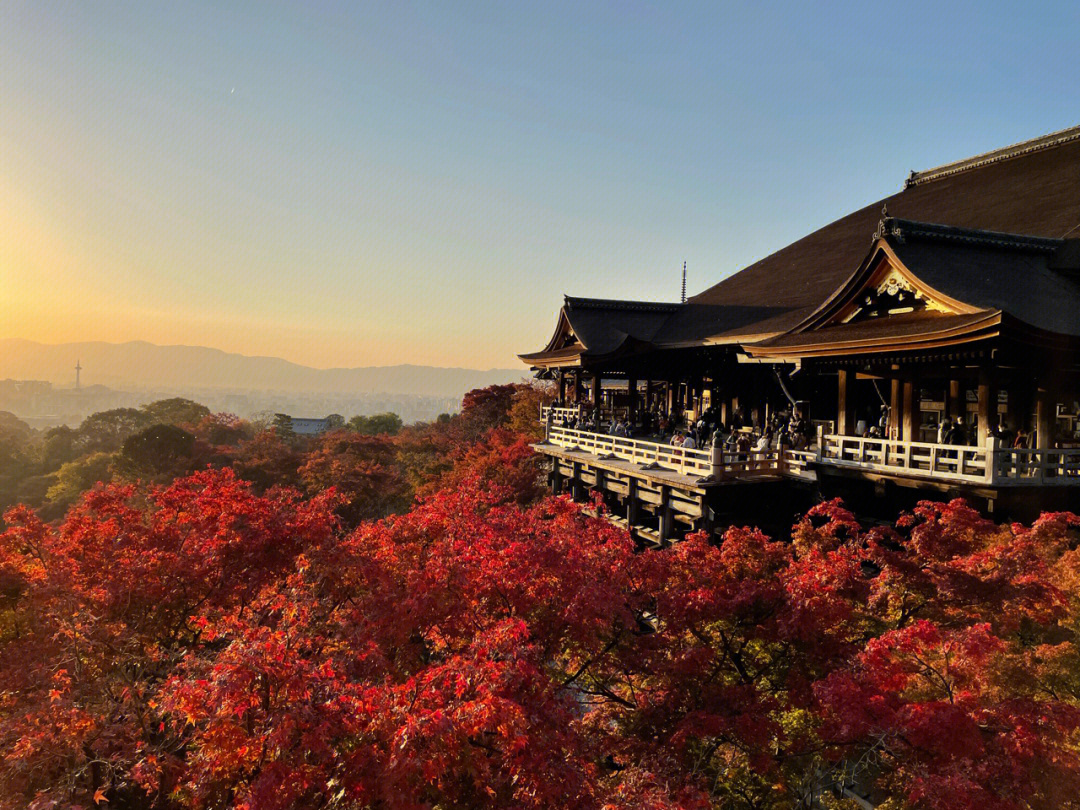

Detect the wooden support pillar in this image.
[558,372,566,403]
[591,373,602,408]
[658,486,673,542]
[1036,386,1053,449]
[977,368,994,445]
[645,380,655,410]
[627,375,638,417]
[626,479,639,527]
[948,378,963,421]
[573,372,583,403]
[550,461,563,495]
[902,379,915,443]
[838,369,855,436]
[666,383,675,416]
[571,462,585,501]
[890,378,901,440]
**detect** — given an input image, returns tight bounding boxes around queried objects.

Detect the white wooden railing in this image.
[546,426,714,476]
[540,424,1080,488]
[817,430,1080,486]
[541,405,586,423]
[818,433,990,484]
[991,447,1080,485]
[543,426,807,481]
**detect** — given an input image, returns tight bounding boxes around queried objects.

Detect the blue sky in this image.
[2,1,1078,368]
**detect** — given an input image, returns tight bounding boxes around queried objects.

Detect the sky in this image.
[2,1,1079,370]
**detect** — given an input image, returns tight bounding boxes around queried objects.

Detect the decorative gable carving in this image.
[831,256,960,326]
[840,266,955,323]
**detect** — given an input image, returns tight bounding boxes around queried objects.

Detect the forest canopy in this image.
[1,385,1079,810]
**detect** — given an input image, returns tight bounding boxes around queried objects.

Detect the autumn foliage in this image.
[1,385,1080,809]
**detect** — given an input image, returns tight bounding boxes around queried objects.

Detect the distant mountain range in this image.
[0,339,527,399]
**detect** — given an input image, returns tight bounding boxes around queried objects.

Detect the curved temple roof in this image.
[521,126,1080,369]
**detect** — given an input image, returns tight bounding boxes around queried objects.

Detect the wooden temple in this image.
[520,126,1080,536]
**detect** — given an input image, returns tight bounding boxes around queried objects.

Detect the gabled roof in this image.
[689,125,1080,338]
[518,297,680,368]
[746,217,1080,359]
[518,297,794,368]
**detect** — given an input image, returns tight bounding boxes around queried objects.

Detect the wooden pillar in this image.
[902,379,915,442]
[591,373,602,408]
[571,462,585,501]
[977,368,994,445]
[558,372,566,403]
[838,369,855,436]
[658,486,673,542]
[573,372,583,403]
[627,375,638,417]
[645,380,655,410]
[890,378,901,440]
[550,460,563,495]
[948,377,963,421]
[626,479,639,527]
[665,382,675,416]
[1036,386,1053,449]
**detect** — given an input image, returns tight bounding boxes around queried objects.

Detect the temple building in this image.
[520,126,1080,537]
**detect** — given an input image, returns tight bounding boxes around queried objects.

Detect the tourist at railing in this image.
[936,418,950,445]
[755,428,772,453]
[681,431,697,450]
[945,416,968,446]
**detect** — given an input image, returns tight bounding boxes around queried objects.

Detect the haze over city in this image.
[4,1,1079,371]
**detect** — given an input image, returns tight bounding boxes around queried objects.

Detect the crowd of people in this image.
[549,401,813,455]
[551,398,1080,457]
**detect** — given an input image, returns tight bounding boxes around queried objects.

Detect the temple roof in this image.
[521,126,1080,369]
[688,125,1080,336]
[745,218,1080,358]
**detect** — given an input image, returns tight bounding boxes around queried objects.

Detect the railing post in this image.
[711,434,724,481]
[985,436,998,485]
[816,426,824,462]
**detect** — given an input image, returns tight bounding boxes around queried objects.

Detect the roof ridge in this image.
[878,217,1064,253]
[904,125,1080,188]
[564,296,682,312]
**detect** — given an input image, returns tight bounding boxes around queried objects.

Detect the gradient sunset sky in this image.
[3,2,1078,369]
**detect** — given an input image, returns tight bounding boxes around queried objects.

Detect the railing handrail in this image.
[541,425,1079,488]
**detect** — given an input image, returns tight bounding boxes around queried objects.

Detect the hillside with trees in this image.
[1,384,1079,809]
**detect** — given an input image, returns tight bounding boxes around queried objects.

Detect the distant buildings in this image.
[276,415,333,436]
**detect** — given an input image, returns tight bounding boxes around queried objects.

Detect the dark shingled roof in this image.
[689,125,1080,336]
[883,220,1080,337]
[560,297,680,356]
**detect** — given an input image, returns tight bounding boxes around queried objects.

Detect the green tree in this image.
[347,412,403,436]
[116,424,198,481]
[40,426,77,473]
[140,398,211,427]
[45,452,116,508]
[76,408,153,454]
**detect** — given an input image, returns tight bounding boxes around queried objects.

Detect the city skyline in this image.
[3,1,1079,369]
